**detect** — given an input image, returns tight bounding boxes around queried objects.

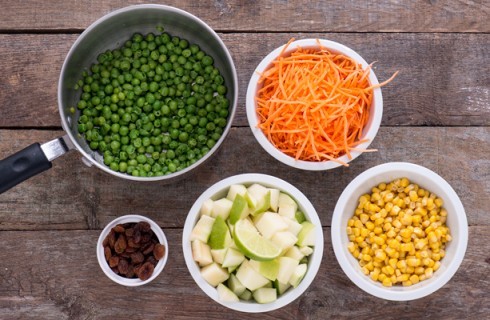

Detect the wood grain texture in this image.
[0,227,488,320]
[0,127,488,230]
[0,0,488,32]
[0,33,489,128]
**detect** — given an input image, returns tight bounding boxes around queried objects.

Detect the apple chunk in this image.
[200,263,229,287]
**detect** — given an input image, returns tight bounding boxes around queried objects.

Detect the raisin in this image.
[125,247,136,253]
[140,233,152,244]
[146,256,157,266]
[118,258,129,275]
[137,262,154,281]
[109,256,120,268]
[111,267,119,274]
[126,265,135,278]
[125,227,134,237]
[113,224,125,233]
[133,230,141,244]
[142,243,155,255]
[127,237,140,248]
[131,251,145,264]
[136,221,152,232]
[153,244,166,260]
[104,246,112,261]
[108,230,116,249]
[114,234,127,254]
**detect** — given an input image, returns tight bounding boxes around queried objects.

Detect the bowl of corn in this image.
[331,162,468,301]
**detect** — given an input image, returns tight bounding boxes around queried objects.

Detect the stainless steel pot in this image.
[0,4,238,193]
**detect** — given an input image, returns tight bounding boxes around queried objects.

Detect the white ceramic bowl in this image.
[96,214,169,286]
[331,162,468,301]
[182,173,324,312]
[246,38,383,171]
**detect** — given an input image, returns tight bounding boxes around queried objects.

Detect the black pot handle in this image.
[0,136,72,194]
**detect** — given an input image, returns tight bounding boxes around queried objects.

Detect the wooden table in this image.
[0,1,488,319]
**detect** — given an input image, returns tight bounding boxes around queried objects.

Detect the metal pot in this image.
[0,4,238,193]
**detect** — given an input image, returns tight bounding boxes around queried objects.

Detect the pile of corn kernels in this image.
[347,178,452,287]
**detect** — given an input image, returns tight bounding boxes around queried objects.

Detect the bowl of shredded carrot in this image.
[246,38,397,170]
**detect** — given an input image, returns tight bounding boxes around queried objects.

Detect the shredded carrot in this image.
[256,39,398,166]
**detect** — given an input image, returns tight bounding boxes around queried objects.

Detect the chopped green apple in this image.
[245,184,271,216]
[277,256,300,284]
[284,246,305,261]
[226,184,247,201]
[295,210,306,223]
[210,248,227,265]
[253,288,277,304]
[227,273,246,296]
[200,262,229,287]
[271,231,298,252]
[296,221,316,247]
[249,259,280,281]
[278,193,298,219]
[200,198,214,216]
[239,289,253,301]
[211,198,233,220]
[228,194,250,225]
[217,283,239,302]
[273,279,291,295]
[299,245,314,256]
[254,211,289,239]
[190,215,216,243]
[268,188,280,212]
[228,265,238,273]
[222,248,246,268]
[208,216,232,250]
[235,259,271,291]
[289,264,307,288]
[282,217,303,236]
[192,240,213,267]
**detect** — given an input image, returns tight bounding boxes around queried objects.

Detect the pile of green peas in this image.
[75,30,230,177]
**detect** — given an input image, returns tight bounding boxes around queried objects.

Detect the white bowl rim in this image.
[96,214,169,287]
[182,173,324,312]
[331,162,468,301]
[246,38,383,171]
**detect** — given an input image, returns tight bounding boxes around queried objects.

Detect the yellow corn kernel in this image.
[445,234,452,242]
[363,254,372,262]
[374,218,385,226]
[440,208,448,217]
[389,258,398,269]
[402,280,413,287]
[401,215,413,226]
[361,266,369,275]
[348,235,356,242]
[370,272,379,281]
[353,228,361,237]
[425,268,434,279]
[392,219,402,229]
[414,267,425,275]
[371,193,381,202]
[407,257,420,267]
[387,229,396,238]
[378,273,387,282]
[417,188,426,197]
[384,193,394,203]
[400,178,409,187]
[352,249,360,259]
[373,227,383,235]
[354,220,364,229]
[365,262,374,271]
[365,221,375,231]
[433,261,441,271]
[409,190,419,201]
[373,237,384,247]
[399,228,411,239]
[411,214,421,225]
[397,274,409,282]
[378,183,387,191]
[347,242,356,253]
[360,213,369,224]
[375,249,387,261]
[409,274,420,284]
[382,278,392,287]
[361,228,370,238]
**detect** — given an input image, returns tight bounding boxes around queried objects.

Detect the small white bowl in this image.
[246,38,383,171]
[96,214,169,286]
[331,162,468,301]
[182,173,324,313]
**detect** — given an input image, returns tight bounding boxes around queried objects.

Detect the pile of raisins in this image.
[103,221,166,281]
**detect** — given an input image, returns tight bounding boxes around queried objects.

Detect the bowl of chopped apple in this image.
[182,173,324,312]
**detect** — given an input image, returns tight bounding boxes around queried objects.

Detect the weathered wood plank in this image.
[0,33,488,128]
[0,0,488,32]
[0,127,488,230]
[0,227,488,319]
